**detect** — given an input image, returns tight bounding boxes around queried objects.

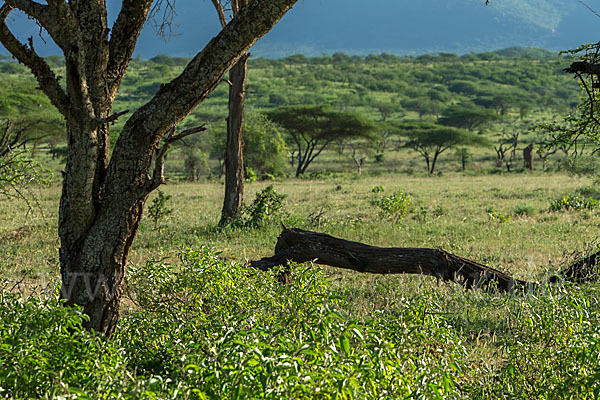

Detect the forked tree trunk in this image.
[220,53,248,224]
[0,0,297,336]
[250,228,526,292]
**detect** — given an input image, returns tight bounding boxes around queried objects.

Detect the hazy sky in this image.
[1,0,598,58]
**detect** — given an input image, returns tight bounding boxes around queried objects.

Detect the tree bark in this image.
[0,0,297,336]
[220,53,248,224]
[250,228,526,292]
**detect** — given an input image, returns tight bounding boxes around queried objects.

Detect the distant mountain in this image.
[1,0,598,58]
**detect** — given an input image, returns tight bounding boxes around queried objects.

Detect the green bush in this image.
[118,248,469,399]
[487,208,511,223]
[0,293,130,398]
[371,189,414,221]
[147,189,173,230]
[549,195,599,212]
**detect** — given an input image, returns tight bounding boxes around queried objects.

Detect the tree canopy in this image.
[267,105,376,176]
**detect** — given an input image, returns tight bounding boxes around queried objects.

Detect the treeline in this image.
[0,47,585,178]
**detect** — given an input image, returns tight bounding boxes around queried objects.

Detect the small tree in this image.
[398,121,490,174]
[494,131,519,172]
[267,105,376,177]
[347,137,378,175]
[243,110,288,177]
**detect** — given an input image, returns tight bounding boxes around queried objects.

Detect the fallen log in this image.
[250,227,527,292]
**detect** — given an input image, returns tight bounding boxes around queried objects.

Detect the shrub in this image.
[549,195,599,212]
[0,293,130,398]
[487,208,511,223]
[513,202,536,217]
[371,189,414,221]
[118,249,469,399]
[147,190,173,230]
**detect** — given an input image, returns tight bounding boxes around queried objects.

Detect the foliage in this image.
[147,190,173,230]
[182,147,208,181]
[0,292,130,399]
[224,184,288,229]
[487,208,511,223]
[244,110,289,177]
[549,194,599,212]
[371,189,414,221]
[438,102,501,131]
[118,249,469,399]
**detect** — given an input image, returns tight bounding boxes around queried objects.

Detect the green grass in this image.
[1,172,598,279]
[2,172,600,398]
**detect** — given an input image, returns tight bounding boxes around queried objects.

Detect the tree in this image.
[243,110,288,177]
[347,138,378,175]
[438,102,501,131]
[211,0,252,225]
[267,105,376,177]
[0,0,297,336]
[494,131,519,172]
[397,121,490,174]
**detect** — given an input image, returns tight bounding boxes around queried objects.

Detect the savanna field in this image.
[2,171,600,398]
[2,49,600,398]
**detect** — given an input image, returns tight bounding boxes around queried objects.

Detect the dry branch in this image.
[250,228,526,292]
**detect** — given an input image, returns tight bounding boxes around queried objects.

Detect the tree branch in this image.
[0,5,69,116]
[107,0,153,100]
[210,0,228,27]
[4,0,47,22]
[95,109,129,126]
[147,124,206,192]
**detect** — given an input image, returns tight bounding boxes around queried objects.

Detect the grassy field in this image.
[2,172,600,398]
[3,172,597,279]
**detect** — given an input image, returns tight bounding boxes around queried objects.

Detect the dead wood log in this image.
[250,228,527,292]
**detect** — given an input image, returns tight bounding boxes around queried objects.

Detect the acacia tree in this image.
[0,0,297,336]
[398,121,490,174]
[210,0,251,225]
[267,105,376,177]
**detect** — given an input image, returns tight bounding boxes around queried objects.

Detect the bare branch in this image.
[149,0,177,40]
[95,109,129,126]
[147,124,206,192]
[576,0,600,19]
[210,0,228,27]
[0,5,69,116]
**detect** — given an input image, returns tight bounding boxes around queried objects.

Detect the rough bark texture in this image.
[215,0,251,225]
[220,53,248,224]
[0,0,297,336]
[250,228,526,292]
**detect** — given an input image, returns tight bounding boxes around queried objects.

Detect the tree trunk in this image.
[0,0,298,336]
[250,228,525,292]
[220,54,249,224]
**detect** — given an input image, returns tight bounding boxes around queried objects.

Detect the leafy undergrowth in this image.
[1,250,600,399]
